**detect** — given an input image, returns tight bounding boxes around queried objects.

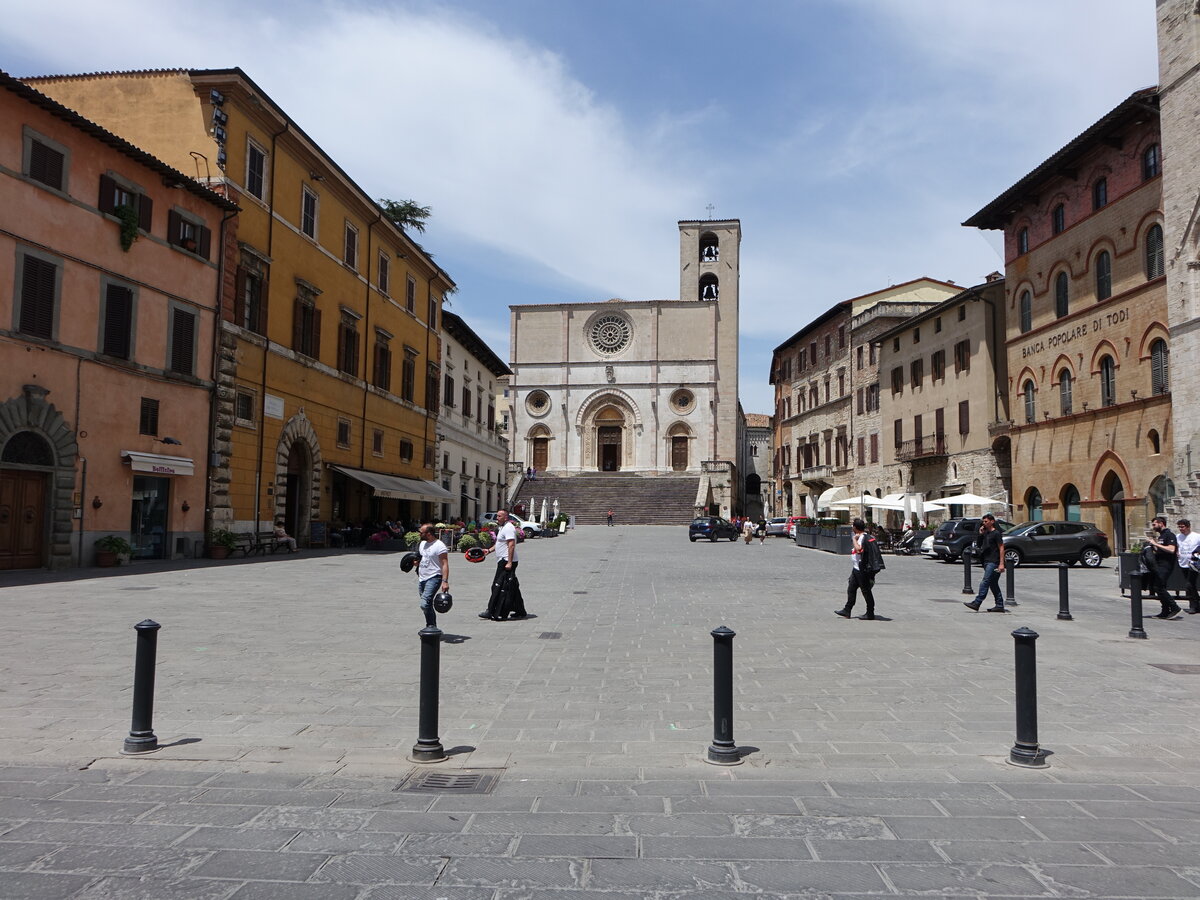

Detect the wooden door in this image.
[532,438,548,472]
[0,470,46,570]
[598,426,621,471]
[671,436,688,471]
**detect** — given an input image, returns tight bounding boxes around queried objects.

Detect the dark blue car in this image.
[689,516,739,542]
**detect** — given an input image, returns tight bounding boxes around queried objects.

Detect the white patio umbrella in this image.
[540,498,548,524]
[937,493,1006,507]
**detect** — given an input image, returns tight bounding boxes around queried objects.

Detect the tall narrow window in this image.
[1051,203,1065,234]
[102,282,134,359]
[910,359,923,389]
[139,398,159,436]
[1019,290,1032,333]
[958,399,969,435]
[372,331,392,391]
[1017,227,1029,255]
[1145,224,1164,279]
[18,253,58,340]
[235,257,268,335]
[406,276,416,313]
[893,419,903,449]
[443,374,455,409]
[1023,379,1035,423]
[301,186,318,238]
[292,289,321,359]
[428,293,438,330]
[1092,178,1107,211]
[427,364,440,409]
[1151,339,1170,395]
[1095,250,1112,300]
[169,307,196,375]
[931,349,945,381]
[1055,272,1069,318]
[401,348,417,402]
[378,253,390,295]
[245,139,267,200]
[1059,369,1073,415]
[343,222,358,269]
[953,340,971,374]
[1099,355,1116,407]
[1142,144,1160,180]
[337,312,360,377]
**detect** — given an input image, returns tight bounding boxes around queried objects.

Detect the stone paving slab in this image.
[2,526,1200,896]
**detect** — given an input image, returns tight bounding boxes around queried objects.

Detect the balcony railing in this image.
[895,435,946,462]
[800,464,833,483]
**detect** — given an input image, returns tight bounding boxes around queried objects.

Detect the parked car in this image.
[764,517,789,537]
[921,533,935,556]
[931,517,1015,562]
[1001,521,1111,568]
[689,516,740,542]
[481,511,541,538]
[785,515,807,538]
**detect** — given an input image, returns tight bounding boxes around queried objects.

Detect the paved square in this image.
[1,526,1198,896]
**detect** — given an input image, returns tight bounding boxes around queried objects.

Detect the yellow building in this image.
[28,69,455,540]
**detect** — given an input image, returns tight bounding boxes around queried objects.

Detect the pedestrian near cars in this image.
[836,518,883,620]
[414,523,449,628]
[1146,515,1183,619]
[964,513,1006,612]
[480,509,528,621]
[757,516,767,546]
[742,518,755,545]
[1174,518,1200,615]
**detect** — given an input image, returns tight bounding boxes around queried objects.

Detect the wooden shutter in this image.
[257,271,269,335]
[310,307,322,359]
[857,436,865,466]
[234,266,248,326]
[19,256,55,339]
[959,400,970,435]
[98,174,117,213]
[103,284,133,359]
[167,209,182,246]
[29,141,64,190]
[292,298,305,352]
[197,226,212,260]
[138,194,153,232]
[336,322,347,371]
[171,309,196,374]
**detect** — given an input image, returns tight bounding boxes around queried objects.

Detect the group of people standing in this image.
[1143,516,1200,618]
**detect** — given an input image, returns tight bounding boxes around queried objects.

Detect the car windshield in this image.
[692,518,712,526]
[936,523,957,536]
[769,518,786,524]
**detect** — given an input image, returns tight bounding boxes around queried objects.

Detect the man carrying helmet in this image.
[415,523,449,628]
[481,509,528,621]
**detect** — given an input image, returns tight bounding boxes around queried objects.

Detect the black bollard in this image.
[1009,626,1047,767]
[410,626,447,763]
[1005,562,1018,607]
[706,626,742,766]
[123,619,161,754]
[1056,562,1073,621]
[961,548,975,595]
[1129,571,1148,639]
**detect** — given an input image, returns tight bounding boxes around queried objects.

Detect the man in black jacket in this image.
[964,513,1006,612]
[836,518,881,620]
[1146,515,1182,618]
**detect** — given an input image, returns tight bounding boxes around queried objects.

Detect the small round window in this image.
[589,314,631,355]
[525,390,550,417]
[670,389,694,414]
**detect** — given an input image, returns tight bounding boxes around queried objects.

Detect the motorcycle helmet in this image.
[433,590,453,613]
[464,546,487,563]
[400,551,420,573]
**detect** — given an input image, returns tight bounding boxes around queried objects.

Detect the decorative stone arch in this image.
[1136,321,1170,360]
[665,421,694,472]
[1049,354,1076,383]
[575,389,642,428]
[0,385,78,569]
[1134,210,1165,246]
[1088,339,1122,373]
[273,411,322,540]
[1089,450,1132,501]
[526,423,553,472]
[576,389,641,471]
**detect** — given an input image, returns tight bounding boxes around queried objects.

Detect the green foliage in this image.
[477,532,494,548]
[207,528,237,550]
[405,531,421,548]
[378,198,431,233]
[551,514,569,527]
[457,534,479,551]
[95,534,132,555]
[113,204,140,251]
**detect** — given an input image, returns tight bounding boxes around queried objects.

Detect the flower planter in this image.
[207,545,230,560]
[95,550,118,567]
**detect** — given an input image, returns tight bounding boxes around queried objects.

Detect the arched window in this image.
[699,232,719,262]
[1059,369,1073,415]
[1143,144,1160,180]
[1149,475,1176,515]
[1061,484,1081,522]
[1095,250,1112,300]
[1099,355,1116,407]
[1150,338,1169,395]
[1026,487,1044,521]
[698,273,719,301]
[1019,290,1032,333]
[1051,203,1065,234]
[1,430,54,466]
[1017,227,1029,255]
[1145,224,1164,279]
[1055,272,1069,318]
[1148,428,1161,455]
[1023,379,1036,423]
[1092,177,1108,210]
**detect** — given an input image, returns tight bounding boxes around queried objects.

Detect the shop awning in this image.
[328,465,454,502]
[121,450,195,476]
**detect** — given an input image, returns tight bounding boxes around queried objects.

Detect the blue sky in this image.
[2,0,1160,413]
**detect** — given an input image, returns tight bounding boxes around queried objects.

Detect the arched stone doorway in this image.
[273,412,321,541]
[596,406,624,471]
[283,440,311,540]
[1103,472,1126,552]
[528,424,551,473]
[666,422,692,472]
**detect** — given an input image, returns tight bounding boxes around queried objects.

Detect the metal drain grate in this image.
[1149,664,1200,675]
[539,632,562,639]
[396,770,501,794]
[122,587,157,591]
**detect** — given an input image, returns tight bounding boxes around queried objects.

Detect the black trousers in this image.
[845,569,875,615]
[487,561,526,619]
[1152,562,1179,612]
[1184,568,1199,612]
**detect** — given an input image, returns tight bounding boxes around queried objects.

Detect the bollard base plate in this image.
[1127,629,1148,639]
[409,741,447,764]
[1056,613,1074,621]
[1008,745,1049,768]
[704,744,743,766]
[121,738,159,755]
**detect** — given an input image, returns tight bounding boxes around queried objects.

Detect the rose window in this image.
[589,314,631,355]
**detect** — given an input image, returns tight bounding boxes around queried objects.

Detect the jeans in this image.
[845,568,875,615]
[974,561,1003,608]
[418,576,441,627]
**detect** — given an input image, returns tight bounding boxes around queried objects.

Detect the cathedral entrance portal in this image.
[533,438,548,472]
[599,427,621,471]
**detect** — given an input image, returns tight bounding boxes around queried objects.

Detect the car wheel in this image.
[1003,548,1023,568]
[689,536,697,542]
[710,534,717,542]
[1080,547,1103,568]
[523,527,535,538]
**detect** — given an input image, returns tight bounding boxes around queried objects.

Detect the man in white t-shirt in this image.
[1176,518,1200,615]
[415,523,449,628]
[480,509,528,620]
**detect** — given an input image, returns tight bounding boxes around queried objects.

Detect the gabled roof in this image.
[442,311,511,378]
[964,87,1159,230]
[1,69,238,210]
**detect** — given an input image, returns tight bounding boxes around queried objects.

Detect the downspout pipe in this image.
[205,203,240,548]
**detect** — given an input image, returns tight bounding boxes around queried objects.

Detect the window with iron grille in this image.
[168,306,196,375]
[234,389,256,427]
[17,252,58,340]
[337,418,351,448]
[23,129,66,191]
[401,348,417,402]
[139,398,159,436]
[101,281,134,360]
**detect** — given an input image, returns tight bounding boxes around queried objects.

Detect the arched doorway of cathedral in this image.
[528,424,551,473]
[596,406,624,471]
[666,422,691,472]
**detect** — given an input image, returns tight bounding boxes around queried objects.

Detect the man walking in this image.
[836,518,881,620]
[415,523,449,628]
[480,509,528,621]
[607,509,614,527]
[1146,515,1183,618]
[1176,519,1200,614]
[964,513,1006,612]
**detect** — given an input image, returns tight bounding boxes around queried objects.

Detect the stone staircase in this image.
[1166,469,1200,522]
[513,474,702,526]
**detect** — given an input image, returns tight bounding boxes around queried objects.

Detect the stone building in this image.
[770,279,959,517]
[28,69,455,540]
[965,89,1171,550]
[1157,1,1200,522]
[874,277,1011,518]
[437,310,510,524]
[0,73,234,568]
[507,219,741,519]
[742,412,773,519]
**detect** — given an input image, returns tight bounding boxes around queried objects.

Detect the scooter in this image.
[894,529,919,556]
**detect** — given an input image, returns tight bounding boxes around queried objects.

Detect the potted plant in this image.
[207,527,236,559]
[113,204,140,251]
[95,534,132,567]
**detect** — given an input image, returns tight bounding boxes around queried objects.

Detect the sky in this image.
[1,0,1161,414]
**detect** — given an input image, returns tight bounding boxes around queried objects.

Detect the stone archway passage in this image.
[273,412,322,541]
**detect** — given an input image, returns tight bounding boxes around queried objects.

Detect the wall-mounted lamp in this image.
[157,436,182,446]
[1130,389,1139,400]
[1082,401,1089,411]
[181,501,191,513]
[91,496,103,510]
[309,172,325,182]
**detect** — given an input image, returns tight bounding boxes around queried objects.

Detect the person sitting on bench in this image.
[273,521,297,553]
